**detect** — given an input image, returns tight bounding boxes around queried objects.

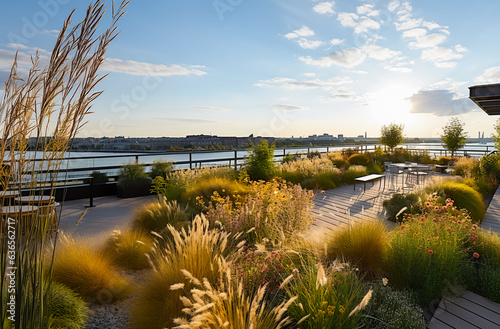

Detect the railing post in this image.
[189,153,192,170]
[326,146,329,153]
[135,155,139,164]
[85,177,95,208]
[234,150,238,170]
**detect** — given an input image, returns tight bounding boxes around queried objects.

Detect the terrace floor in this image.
[482,185,500,233]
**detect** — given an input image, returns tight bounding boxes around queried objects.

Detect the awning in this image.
[469,83,500,115]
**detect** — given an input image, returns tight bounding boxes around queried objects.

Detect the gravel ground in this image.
[85,269,150,329]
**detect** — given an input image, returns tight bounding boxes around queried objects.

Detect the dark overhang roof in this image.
[469,83,500,115]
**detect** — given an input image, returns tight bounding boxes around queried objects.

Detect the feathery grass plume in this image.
[101,229,153,270]
[348,288,373,317]
[129,215,230,329]
[51,235,132,303]
[316,262,327,289]
[173,258,295,329]
[285,256,366,328]
[0,1,128,327]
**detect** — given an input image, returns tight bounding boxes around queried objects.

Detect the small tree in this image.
[441,117,467,157]
[493,118,500,151]
[379,123,405,153]
[245,140,276,181]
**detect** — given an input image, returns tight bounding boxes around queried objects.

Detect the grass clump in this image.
[348,153,370,166]
[129,215,229,329]
[326,220,389,279]
[285,260,369,329]
[131,196,190,234]
[384,196,472,306]
[101,229,153,270]
[149,160,173,179]
[453,157,480,178]
[341,165,368,184]
[382,193,420,222]
[47,282,89,329]
[51,237,132,304]
[438,181,486,223]
[182,176,247,210]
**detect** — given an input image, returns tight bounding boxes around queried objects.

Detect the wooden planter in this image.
[116,177,152,198]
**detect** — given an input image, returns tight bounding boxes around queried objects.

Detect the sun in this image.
[368,84,422,132]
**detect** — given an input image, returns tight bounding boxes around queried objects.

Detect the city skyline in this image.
[1,1,500,138]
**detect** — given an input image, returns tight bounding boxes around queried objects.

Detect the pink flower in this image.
[473,252,480,259]
[428,250,434,254]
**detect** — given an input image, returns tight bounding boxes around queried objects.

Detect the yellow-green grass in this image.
[348,153,370,166]
[128,215,229,329]
[327,220,389,279]
[101,229,153,270]
[131,196,190,234]
[341,165,368,184]
[182,176,247,209]
[439,181,486,223]
[51,237,132,304]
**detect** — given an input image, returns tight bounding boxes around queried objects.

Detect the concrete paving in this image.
[57,194,157,238]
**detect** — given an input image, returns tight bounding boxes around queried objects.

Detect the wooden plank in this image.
[462,291,500,315]
[444,296,500,327]
[430,305,480,329]
[440,298,500,329]
[427,316,455,329]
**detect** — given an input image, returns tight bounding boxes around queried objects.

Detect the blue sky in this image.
[1,0,500,138]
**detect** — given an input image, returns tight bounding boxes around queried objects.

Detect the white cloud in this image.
[101,58,207,76]
[303,72,316,77]
[474,66,500,84]
[362,44,401,60]
[428,78,466,92]
[409,90,476,116]
[409,33,447,49]
[255,76,352,90]
[313,2,335,15]
[330,87,361,101]
[402,28,427,39]
[192,106,231,111]
[338,12,380,34]
[330,38,344,46]
[40,29,60,36]
[420,46,464,67]
[356,4,379,17]
[337,12,359,28]
[395,18,422,31]
[284,26,315,39]
[297,38,324,49]
[299,47,366,68]
[387,1,400,12]
[422,21,443,30]
[272,104,308,111]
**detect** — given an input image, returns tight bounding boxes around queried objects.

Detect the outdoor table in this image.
[1,190,19,205]
[1,204,39,217]
[15,195,55,205]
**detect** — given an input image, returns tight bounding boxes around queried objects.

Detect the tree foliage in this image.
[441,117,468,157]
[493,118,500,151]
[245,140,276,181]
[379,123,405,152]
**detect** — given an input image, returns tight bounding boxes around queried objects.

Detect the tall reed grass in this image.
[0,1,128,327]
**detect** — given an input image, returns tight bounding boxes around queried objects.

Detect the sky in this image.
[1,0,500,139]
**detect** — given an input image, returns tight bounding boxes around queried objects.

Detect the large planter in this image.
[116,177,152,198]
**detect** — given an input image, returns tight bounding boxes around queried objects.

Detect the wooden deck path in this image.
[312,178,389,231]
[482,185,500,233]
[428,291,500,329]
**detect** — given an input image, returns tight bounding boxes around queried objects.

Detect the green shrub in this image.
[307,150,322,159]
[51,237,132,304]
[367,161,383,174]
[341,165,368,184]
[331,158,350,169]
[131,197,190,234]
[90,171,107,184]
[382,193,420,222]
[102,229,153,270]
[129,215,228,329]
[473,230,500,265]
[364,282,425,329]
[439,181,486,223]
[438,156,452,166]
[480,153,500,180]
[119,163,147,179]
[326,220,389,279]
[149,160,173,179]
[461,178,492,197]
[245,140,276,181]
[348,153,370,166]
[467,263,500,303]
[282,152,299,163]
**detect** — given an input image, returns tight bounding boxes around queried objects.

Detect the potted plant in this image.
[117,163,152,198]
